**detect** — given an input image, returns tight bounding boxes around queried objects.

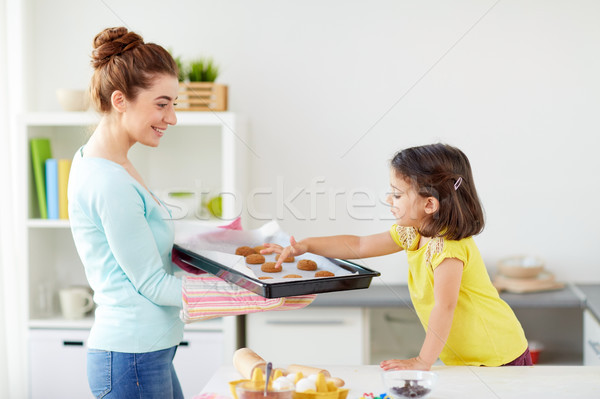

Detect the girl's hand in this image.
[262,236,308,269]
[380,356,431,371]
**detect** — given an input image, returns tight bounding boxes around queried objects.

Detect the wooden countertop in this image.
[200,365,600,399]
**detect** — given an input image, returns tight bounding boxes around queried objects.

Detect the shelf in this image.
[27,219,70,228]
[18,110,245,390]
[27,218,233,229]
[23,112,100,126]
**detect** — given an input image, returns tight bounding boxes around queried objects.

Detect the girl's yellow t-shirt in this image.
[390,224,528,366]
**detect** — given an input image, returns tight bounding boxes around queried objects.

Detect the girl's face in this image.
[122,73,179,147]
[386,169,429,228]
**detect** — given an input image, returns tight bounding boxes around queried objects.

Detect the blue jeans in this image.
[87,346,184,399]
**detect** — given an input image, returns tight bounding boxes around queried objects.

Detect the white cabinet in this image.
[174,330,226,398]
[584,310,600,366]
[17,112,246,397]
[29,329,92,399]
[246,307,367,365]
[29,326,230,399]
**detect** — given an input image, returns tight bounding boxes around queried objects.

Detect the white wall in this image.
[27,0,600,283]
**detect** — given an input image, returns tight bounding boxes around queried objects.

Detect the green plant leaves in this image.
[187,58,219,82]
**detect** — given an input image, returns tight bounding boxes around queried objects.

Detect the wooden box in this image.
[176,82,228,111]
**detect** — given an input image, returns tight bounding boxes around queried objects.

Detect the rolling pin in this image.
[286,364,345,387]
[233,348,266,379]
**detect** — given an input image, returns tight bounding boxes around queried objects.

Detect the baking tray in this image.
[173,244,381,298]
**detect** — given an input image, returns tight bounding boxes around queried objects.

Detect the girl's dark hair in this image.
[391,143,485,240]
[89,27,178,113]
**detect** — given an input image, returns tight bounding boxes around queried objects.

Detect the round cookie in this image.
[246,254,265,265]
[259,276,273,280]
[261,262,282,273]
[235,246,257,257]
[275,254,295,263]
[253,245,266,253]
[315,271,335,277]
[297,259,317,271]
[283,274,302,278]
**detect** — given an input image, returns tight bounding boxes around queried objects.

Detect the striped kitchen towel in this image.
[181,275,315,323]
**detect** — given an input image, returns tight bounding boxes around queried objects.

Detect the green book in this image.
[30,138,52,219]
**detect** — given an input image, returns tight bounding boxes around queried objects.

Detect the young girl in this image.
[263,143,531,370]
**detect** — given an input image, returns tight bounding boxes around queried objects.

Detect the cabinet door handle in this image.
[265,320,345,326]
[63,341,84,346]
[589,340,600,356]
[179,341,189,347]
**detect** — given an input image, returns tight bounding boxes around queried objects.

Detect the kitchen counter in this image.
[200,365,600,399]
[576,284,600,320]
[311,284,585,309]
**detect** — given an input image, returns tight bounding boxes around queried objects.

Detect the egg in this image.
[272,376,293,391]
[295,377,317,392]
[285,372,298,382]
[307,374,318,382]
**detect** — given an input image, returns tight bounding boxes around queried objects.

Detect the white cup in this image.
[59,287,94,319]
[56,89,90,111]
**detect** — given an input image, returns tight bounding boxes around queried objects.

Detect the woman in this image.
[69,27,312,398]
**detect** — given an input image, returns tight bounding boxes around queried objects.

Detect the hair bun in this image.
[91,27,144,68]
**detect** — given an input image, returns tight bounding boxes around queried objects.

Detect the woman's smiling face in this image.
[122,73,179,147]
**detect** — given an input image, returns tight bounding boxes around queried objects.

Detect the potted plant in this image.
[178,57,228,111]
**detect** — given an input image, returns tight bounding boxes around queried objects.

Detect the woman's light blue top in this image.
[68,147,184,353]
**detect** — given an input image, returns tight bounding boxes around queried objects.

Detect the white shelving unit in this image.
[17,111,247,398]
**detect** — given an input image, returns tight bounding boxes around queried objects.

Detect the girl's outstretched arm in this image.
[262,231,401,269]
[380,257,463,371]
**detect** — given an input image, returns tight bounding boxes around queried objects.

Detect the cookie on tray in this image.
[261,262,282,273]
[283,274,302,278]
[315,271,335,277]
[235,246,257,257]
[246,254,265,265]
[297,259,317,271]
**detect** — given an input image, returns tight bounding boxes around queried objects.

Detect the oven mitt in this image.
[181,275,315,323]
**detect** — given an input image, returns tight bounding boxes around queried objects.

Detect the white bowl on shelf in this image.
[497,255,545,278]
[56,89,90,111]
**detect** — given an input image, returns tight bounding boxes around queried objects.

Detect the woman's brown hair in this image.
[391,143,485,240]
[89,27,178,113]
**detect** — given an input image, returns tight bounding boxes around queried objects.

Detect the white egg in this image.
[285,372,297,382]
[272,376,293,391]
[295,378,316,392]
[307,374,318,382]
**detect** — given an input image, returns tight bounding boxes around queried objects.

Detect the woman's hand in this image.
[261,236,308,269]
[380,356,432,371]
